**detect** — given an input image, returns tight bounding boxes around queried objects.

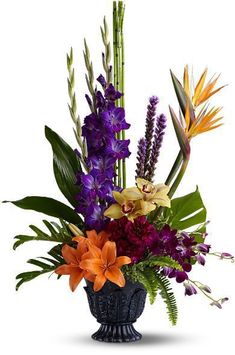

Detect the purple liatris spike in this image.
[146,113,167,181]
[135,138,146,179]
[144,96,159,171]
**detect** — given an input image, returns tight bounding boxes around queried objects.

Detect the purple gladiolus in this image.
[101,107,130,132]
[106,138,131,160]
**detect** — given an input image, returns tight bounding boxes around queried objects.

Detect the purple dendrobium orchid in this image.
[196,243,211,253]
[184,282,197,296]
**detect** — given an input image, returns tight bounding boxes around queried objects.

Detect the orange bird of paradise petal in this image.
[79,241,131,292]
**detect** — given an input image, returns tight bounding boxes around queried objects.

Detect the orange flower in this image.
[72,229,110,249]
[80,241,131,291]
[55,241,95,291]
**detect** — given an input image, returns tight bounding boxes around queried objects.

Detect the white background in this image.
[0,0,235,353]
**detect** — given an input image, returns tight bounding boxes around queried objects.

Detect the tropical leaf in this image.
[155,273,178,326]
[164,187,207,230]
[13,219,73,250]
[15,244,64,290]
[4,196,83,226]
[45,125,82,207]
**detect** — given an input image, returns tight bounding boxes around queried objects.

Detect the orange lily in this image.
[55,241,95,291]
[80,241,131,291]
[72,229,110,249]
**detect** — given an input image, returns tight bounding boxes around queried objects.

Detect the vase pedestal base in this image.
[92,323,142,343]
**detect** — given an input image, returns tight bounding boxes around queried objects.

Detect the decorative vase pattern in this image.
[84,279,147,343]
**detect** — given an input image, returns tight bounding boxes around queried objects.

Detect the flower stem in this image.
[165,150,183,186]
[168,157,189,198]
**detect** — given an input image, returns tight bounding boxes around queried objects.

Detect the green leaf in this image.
[170,70,195,124]
[169,106,190,159]
[4,196,83,226]
[144,256,183,271]
[155,273,178,326]
[164,187,207,230]
[15,245,64,290]
[13,219,73,250]
[45,125,82,207]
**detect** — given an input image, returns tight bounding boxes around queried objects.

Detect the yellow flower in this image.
[104,179,170,221]
[104,188,145,221]
[136,178,171,208]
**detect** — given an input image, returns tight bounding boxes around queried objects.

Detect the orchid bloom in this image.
[72,229,110,249]
[55,241,95,291]
[136,178,171,209]
[80,241,131,291]
[104,188,145,221]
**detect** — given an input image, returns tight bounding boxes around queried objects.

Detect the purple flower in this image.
[106,138,131,160]
[89,155,116,179]
[184,282,197,296]
[221,252,234,260]
[196,254,206,265]
[81,173,112,199]
[85,203,108,232]
[101,107,130,133]
[196,243,211,253]
[105,84,122,101]
[97,74,107,89]
[135,138,147,179]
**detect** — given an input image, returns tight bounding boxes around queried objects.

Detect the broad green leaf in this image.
[4,196,83,226]
[164,187,207,230]
[45,126,82,207]
[170,70,195,124]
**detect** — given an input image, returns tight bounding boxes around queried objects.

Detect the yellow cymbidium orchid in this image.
[136,178,171,208]
[104,179,170,221]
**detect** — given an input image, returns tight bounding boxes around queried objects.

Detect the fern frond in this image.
[155,273,178,325]
[15,244,64,290]
[137,255,183,271]
[124,266,158,304]
[13,219,73,250]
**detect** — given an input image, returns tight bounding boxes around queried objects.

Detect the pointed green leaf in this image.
[4,196,83,226]
[45,126,82,208]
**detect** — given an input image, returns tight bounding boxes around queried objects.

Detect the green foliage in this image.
[45,126,82,207]
[137,255,183,271]
[123,255,182,305]
[4,196,83,226]
[164,187,207,230]
[155,273,178,326]
[13,219,73,250]
[124,266,158,304]
[15,244,64,291]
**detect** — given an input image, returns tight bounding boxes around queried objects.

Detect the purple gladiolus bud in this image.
[184,282,197,296]
[97,74,106,88]
[196,254,206,265]
[196,243,211,253]
[135,138,147,179]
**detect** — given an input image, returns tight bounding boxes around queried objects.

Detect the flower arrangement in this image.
[5,1,233,335]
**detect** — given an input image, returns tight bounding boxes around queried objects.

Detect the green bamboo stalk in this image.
[119,2,126,188]
[67,47,88,172]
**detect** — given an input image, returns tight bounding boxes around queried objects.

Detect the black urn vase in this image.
[84,279,147,343]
